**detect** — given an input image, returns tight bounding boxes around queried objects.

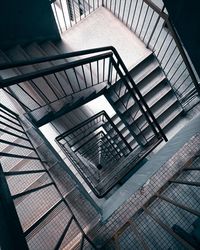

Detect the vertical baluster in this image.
[118,0,122,19]
[130,0,139,31]
[97,60,100,84]
[53,72,67,97]
[72,0,77,23]
[73,67,81,91]
[89,62,94,86]
[88,0,91,14]
[103,58,105,82]
[82,0,86,17]
[52,1,63,33]
[143,9,154,42]
[139,4,149,39]
[81,65,87,88]
[121,1,126,23]
[59,0,68,30]
[64,70,75,93]
[126,0,133,26]
[135,1,144,34]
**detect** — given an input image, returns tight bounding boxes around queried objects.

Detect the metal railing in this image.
[56,109,163,198]
[103,0,200,109]
[56,110,132,156]
[56,110,131,197]
[0,46,166,144]
[49,0,200,109]
[0,103,96,249]
[51,0,103,33]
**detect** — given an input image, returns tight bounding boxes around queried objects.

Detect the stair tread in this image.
[139,107,182,140]
[132,99,180,133]
[140,71,166,96]
[128,52,153,72]
[160,106,183,129]
[40,41,68,64]
[0,50,22,78]
[130,55,159,83]
[114,74,167,108]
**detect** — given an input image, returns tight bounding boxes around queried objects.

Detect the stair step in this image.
[27,42,74,95]
[146,83,172,108]
[108,61,159,102]
[135,99,180,134]
[139,69,166,96]
[5,45,57,104]
[130,53,159,83]
[110,53,156,97]
[24,43,70,97]
[40,41,68,64]
[129,92,178,128]
[130,52,154,73]
[5,45,34,73]
[0,50,19,79]
[139,106,182,140]
[161,106,183,131]
[115,79,169,116]
[111,113,120,123]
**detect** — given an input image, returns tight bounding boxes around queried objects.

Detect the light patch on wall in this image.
[84,95,116,117]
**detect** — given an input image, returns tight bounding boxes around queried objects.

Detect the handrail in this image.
[144,1,200,97]
[78,130,121,159]
[0,46,167,141]
[0,46,115,69]
[56,110,132,152]
[0,104,97,249]
[0,45,166,143]
[110,49,168,142]
[0,103,19,117]
[0,52,112,88]
[56,110,105,138]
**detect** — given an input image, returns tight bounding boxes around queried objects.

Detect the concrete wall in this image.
[0,0,60,49]
[164,0,200,77]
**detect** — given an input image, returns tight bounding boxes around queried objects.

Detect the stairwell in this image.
[0,1,200,250]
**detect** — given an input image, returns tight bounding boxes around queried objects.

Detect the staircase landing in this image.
[58,6,151,70]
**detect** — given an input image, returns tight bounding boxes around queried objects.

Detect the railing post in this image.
[0,164,29,250]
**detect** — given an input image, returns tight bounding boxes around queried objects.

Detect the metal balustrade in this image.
[0,103,97,249]
[51,0,103,33]
[0,45,167,197]
[56,110,163,197]
[103,0,200,109]
[49,0,200,110]
[0,51,112,125]
[0,46,166,143]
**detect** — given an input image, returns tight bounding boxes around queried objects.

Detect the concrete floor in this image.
[58,7,151,70]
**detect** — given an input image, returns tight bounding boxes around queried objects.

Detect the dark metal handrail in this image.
[56,110,132,152]
[0,46,167,144]
[0,52,112,87]
[0,46,115,70]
